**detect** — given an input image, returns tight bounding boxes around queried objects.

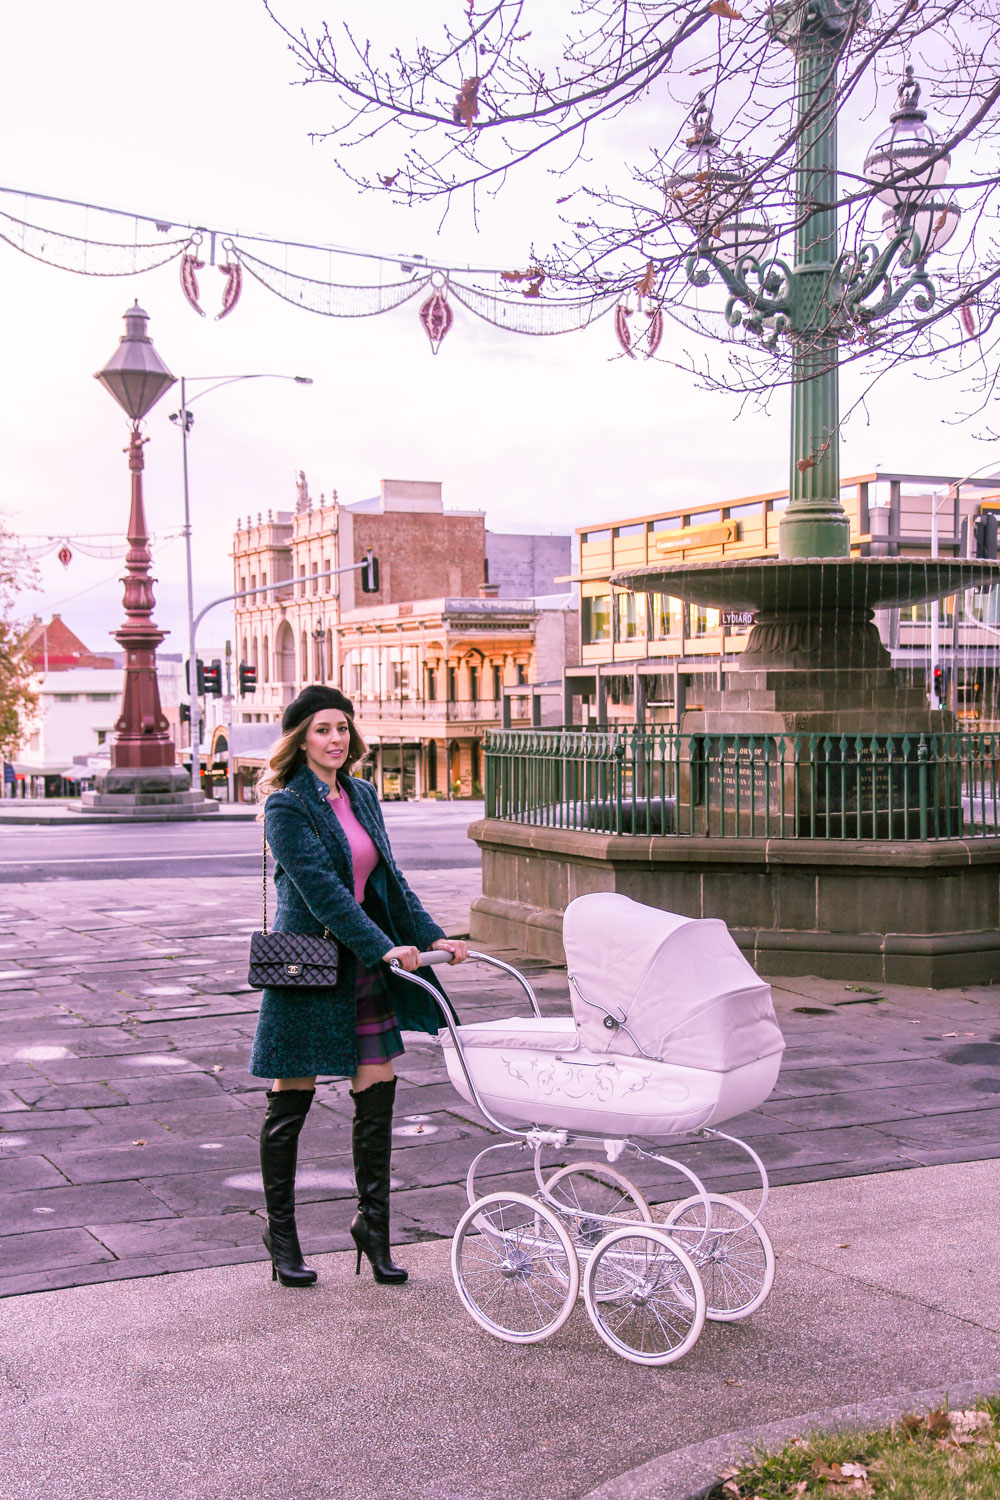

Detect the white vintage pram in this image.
[391,893,785,1367]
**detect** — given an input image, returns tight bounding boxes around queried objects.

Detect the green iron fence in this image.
[482,727,1000,840]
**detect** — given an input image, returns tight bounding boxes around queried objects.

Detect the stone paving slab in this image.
[1,864,999,1296]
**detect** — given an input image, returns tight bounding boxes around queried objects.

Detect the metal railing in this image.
[483,727,1000,840]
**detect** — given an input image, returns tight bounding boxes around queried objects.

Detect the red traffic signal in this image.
[932,665,945,701]
[239,663,257,696]
[202,660,223,697]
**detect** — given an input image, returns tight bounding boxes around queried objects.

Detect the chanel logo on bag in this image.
[285,964,301,976]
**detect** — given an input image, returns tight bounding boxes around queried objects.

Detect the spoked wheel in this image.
[544,1161,652,1300]
[582,1227,706,1366]
[661,1193,775,1322]
[451,1191,580,1344]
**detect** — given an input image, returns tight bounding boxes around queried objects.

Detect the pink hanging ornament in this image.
[646,308,664,359]
[419,286,454,354]
[961,300,977,338]
[216,260,243,320]
[57,544,72,569]
[614,303,635,358]
[181,250,206,316]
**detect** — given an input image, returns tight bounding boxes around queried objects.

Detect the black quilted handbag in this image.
[248,792,340,990]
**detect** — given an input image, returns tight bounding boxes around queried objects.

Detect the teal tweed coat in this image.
[248,763,448,1080]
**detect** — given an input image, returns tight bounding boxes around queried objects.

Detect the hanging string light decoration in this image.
[0,184,632,355]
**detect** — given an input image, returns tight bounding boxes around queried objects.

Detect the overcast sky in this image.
[1,1,993,656]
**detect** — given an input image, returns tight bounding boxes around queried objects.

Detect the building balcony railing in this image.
[354,697,525,724]
[483,727,1000,841]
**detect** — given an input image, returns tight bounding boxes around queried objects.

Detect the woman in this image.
[249,685,466,1288]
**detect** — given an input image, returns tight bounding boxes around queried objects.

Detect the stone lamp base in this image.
[78,765,220,820]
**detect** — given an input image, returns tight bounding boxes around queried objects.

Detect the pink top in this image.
[328,791,380,902]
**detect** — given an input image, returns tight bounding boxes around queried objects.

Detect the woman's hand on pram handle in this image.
[383,945,422,971]
[430,939,468,964]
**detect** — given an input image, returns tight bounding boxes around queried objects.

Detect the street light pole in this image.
[172,372,313,791]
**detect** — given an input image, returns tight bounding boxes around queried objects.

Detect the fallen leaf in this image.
[721,1483,742,1498]
[132,1139,147,1146]
[836,1241,851,1248]
[212,1065,224,1073]
[950,1409,992,1436]
[943,1032,958,1037]
[795,1485,809,1497]
[723,1376,743,1385]
[709,0,744,16]
[841,1462,868,1479]
[927,1408,951,1437]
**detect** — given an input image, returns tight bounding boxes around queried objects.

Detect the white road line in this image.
[0,851,258,867]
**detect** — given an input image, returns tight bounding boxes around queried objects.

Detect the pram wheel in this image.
[582,1227,706,1366]
[661,1193,775,1321]
[543,1162,652,1298]
[451,1191,580,1344]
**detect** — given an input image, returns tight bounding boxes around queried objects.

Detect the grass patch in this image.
[706,1399,1000,1498]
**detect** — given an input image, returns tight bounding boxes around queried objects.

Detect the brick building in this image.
[230,477,576,795]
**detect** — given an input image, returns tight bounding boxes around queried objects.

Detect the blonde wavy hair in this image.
[256,709,368,814]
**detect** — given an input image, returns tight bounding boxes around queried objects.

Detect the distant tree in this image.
[265,0,1000,417]
[0,518,39,762]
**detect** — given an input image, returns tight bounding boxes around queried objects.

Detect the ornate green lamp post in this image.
[666,2,959,561]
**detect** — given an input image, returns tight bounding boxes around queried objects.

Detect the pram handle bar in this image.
[389,954,540,1141]
[405,950,542,1019]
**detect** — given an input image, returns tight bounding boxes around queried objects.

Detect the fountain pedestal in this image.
[469,557,1000,986]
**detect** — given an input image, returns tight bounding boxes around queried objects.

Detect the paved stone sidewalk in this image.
[1,866,999,1297]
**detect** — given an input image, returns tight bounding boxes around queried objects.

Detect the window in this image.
[581,594,612,644]
[648,594,681,640]
[262,571,268,603]
[352,663,364,695]
[686,603,721,637]
[323,558,331,594]
[426,667,437,701]
[582,528,610,544]
[250,574,256,595]
[87,693,115,702]
[263,635,270,684]
[390,661,410,695]
[299,564,306,598]
[616,592,642,641]
[312,560,319,595]
[492,663,502,700]
[516,663,528,686]
[469,665,479,700]
[685,511,720,527]
[301,631,308,679]
[726,502,762,519]
[252,636,259,672]
[326,629,333,679]
[29,731,40,751]
[96,730,107,746]
[240,576,247,595]
[52,693,78,702]
[615,523,645,537]
[447,666,458,702]
[650,516,683,532]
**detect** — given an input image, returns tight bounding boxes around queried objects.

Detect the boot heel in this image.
[355,1246,362,1276]
[271,1263,277,1283]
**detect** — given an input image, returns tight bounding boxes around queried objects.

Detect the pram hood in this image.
[564,894,784,1072]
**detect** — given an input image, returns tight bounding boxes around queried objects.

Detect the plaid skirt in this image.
[355,962,404,1065]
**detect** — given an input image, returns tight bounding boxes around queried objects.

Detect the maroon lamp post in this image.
[86,303,202,811]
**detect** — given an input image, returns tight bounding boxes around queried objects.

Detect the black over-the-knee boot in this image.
[349,1078,407,1284]
[259,1087,317,1287]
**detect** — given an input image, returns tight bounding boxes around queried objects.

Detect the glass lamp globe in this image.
[882,195,960,262]
[664,94,746,238]
[864,65,950,213]
[710,201,773,270]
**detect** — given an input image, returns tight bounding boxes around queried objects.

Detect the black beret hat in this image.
[281,686,355,734]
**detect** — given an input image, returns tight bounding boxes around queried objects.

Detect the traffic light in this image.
[185,658,206,695]
[239,663,257,696]
[180,702,190,723]
[360,550,380,594]
[974,511,999,559]
[933,665,947,702]
[202,659,223,697]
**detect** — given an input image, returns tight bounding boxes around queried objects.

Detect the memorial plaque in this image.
[721,609,756,629]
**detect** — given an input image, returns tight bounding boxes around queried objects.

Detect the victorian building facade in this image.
[230,477,576,795]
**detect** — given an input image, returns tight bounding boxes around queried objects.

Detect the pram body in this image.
[393,892,785,1367]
